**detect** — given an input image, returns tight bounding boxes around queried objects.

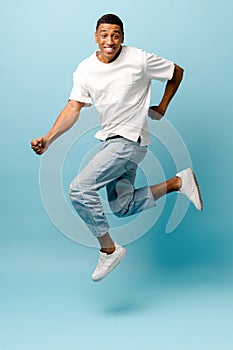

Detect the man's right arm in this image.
[31,100,84,155]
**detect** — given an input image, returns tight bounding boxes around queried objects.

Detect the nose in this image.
[106,35,114,45]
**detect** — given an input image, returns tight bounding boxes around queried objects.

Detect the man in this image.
[31,14,203,282]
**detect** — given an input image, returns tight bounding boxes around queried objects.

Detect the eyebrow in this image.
[99,29,121,34]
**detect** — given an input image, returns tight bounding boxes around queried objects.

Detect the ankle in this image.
[176,176,182,191]
[100,246,115,255]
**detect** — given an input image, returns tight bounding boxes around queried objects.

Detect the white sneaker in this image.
[92,243,127,282]
[176,168,203,210]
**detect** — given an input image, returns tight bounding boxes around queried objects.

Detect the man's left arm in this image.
[149,64,184,120]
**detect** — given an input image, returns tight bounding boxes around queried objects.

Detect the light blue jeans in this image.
[69,137,156,237]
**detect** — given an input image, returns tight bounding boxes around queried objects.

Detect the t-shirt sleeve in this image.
[145,51,175,82]
[68,66,92,107]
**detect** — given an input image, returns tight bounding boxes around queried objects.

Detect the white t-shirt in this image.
[69,46,174,146]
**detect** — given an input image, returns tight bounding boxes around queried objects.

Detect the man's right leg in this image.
[69,138,147,241]
[69,141,132,281]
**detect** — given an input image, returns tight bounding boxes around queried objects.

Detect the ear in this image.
[94,32,98,43]
[121,32,124,44]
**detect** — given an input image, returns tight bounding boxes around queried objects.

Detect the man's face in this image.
[95,23,124,64]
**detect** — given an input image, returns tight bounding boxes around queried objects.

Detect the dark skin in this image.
[94,23,124,63]
[148,64,184,120]
[31,23,184,254]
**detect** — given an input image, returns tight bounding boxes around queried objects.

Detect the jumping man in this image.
[31,14,203,282]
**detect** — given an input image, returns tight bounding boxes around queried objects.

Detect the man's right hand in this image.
[31,137,49,155]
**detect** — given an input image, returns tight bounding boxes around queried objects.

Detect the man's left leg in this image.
[107,167,202,216]
[150,176,181,200]
[150,168,203,210]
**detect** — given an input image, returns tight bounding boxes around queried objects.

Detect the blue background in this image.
[1,0,233,349]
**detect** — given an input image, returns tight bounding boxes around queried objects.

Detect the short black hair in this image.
[96,14,124,33]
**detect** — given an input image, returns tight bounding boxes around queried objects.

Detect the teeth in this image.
[105,48,114,53]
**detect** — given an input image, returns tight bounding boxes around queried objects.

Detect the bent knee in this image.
[69,177,97,204]
[69,177,83,200]
[112,207,129,218]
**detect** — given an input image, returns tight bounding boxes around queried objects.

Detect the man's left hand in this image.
[148,106,165,120]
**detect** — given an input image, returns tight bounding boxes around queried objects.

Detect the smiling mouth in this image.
[104,47,115,53]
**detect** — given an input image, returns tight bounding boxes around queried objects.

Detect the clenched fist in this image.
[31,137,49,155]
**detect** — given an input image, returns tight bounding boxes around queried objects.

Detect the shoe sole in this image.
[92,249,127,282]
[190,168,203,210]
